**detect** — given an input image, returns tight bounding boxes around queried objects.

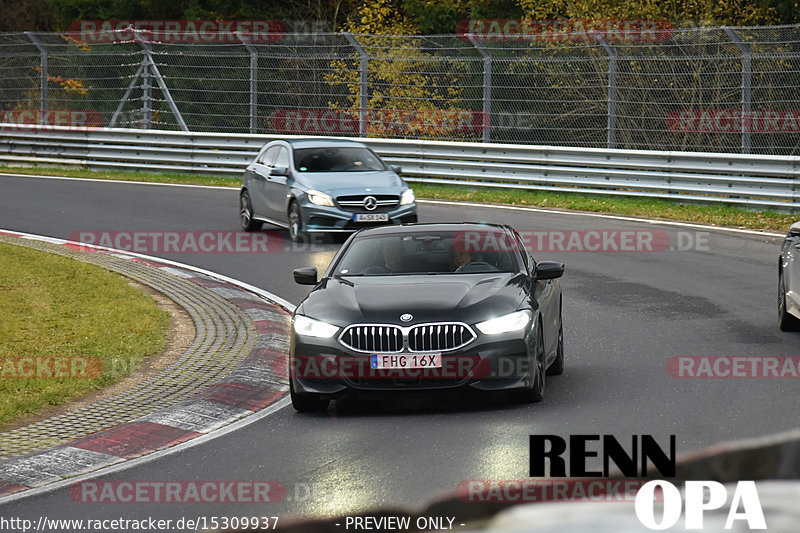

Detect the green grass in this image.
[0,242,169,427]
[0,165,239,188]
[413,183,796,232]
[1,165,795,232]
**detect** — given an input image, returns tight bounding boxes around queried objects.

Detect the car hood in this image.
[294,170,403,195]
[296,273,528,326]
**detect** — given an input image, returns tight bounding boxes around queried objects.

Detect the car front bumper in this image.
[298,199,418,232]
[290,326,537,398]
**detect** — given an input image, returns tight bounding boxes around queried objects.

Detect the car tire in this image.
[239,191,263,231]
[515,324,545,403]
[547,320,565,376]
[778,269,800,331]
[288,201,305,243]
[290,378,329,412]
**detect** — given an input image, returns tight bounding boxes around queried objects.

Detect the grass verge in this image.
[0,166,239,188]
[1,165,795,232]
[414,184,796,232]
[0,242,169,427]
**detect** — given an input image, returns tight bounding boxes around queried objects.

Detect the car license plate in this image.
[354,213,389,222]
[371,353,442,369]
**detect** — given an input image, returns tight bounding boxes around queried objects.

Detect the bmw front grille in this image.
[341,325,404,353]
[339,323,476,353]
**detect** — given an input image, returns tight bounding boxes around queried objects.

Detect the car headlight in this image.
[307,190,334,207]
[400,189,415,205]
[476,310,532,335]
[293,315,339,338]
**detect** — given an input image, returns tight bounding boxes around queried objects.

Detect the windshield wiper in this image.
[332,273,359,287]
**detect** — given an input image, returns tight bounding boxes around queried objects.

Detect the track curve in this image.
[0,174,797,524]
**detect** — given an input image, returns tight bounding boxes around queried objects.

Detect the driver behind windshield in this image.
[451,248,484,272]
[294,147,384,172]
[450,233,484,272]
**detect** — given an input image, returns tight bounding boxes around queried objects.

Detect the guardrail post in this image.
[594,34,617,149]
[236,32,258,134]
[25,32,47,124]
[344,32,368,137]
[723,27,752,154]
[467,34,492,143]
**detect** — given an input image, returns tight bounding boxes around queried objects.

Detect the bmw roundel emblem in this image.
[400,313,413,322]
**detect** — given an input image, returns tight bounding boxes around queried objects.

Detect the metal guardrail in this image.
[0,124,798,210]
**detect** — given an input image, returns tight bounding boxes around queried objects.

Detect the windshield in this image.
[334,231,520,276]
[293,147,386,172]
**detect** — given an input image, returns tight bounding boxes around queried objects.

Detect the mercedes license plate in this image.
[354,213,389,222]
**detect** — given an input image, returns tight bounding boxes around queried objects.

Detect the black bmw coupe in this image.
[289,222,565,411]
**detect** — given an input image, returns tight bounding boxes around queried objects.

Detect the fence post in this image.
[594,34,617,149]
[467,34,492,142]
[25,32,47,124]
[133,30,189,131]
[343,32,368,137]
[135,33,153,129]
[236,32,258,134]
[109,60,147,127]
[141,47,152,129]
[723,27,752,154]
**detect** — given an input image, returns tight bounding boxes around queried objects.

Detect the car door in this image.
[263,145,292,222]
[250,146,279,218]
[518,231,558,359]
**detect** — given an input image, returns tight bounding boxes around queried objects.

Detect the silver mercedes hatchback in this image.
[239,139,418,242]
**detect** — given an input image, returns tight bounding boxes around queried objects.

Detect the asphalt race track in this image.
[0,173,798,525]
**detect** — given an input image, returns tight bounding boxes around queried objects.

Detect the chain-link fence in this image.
[2,25,800,155]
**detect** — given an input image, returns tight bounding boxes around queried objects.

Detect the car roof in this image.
[273,138,369,149]
[353,222,513,237]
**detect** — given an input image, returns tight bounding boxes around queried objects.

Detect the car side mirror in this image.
[390,165,402,175]
[533,261,565,280]
[271,166,289,177]
[789,221,800,237]
[293,266,318,285]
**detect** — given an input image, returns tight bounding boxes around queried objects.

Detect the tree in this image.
[0,0,54,31]
[323,0,484,140]
[515,0,780,27]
